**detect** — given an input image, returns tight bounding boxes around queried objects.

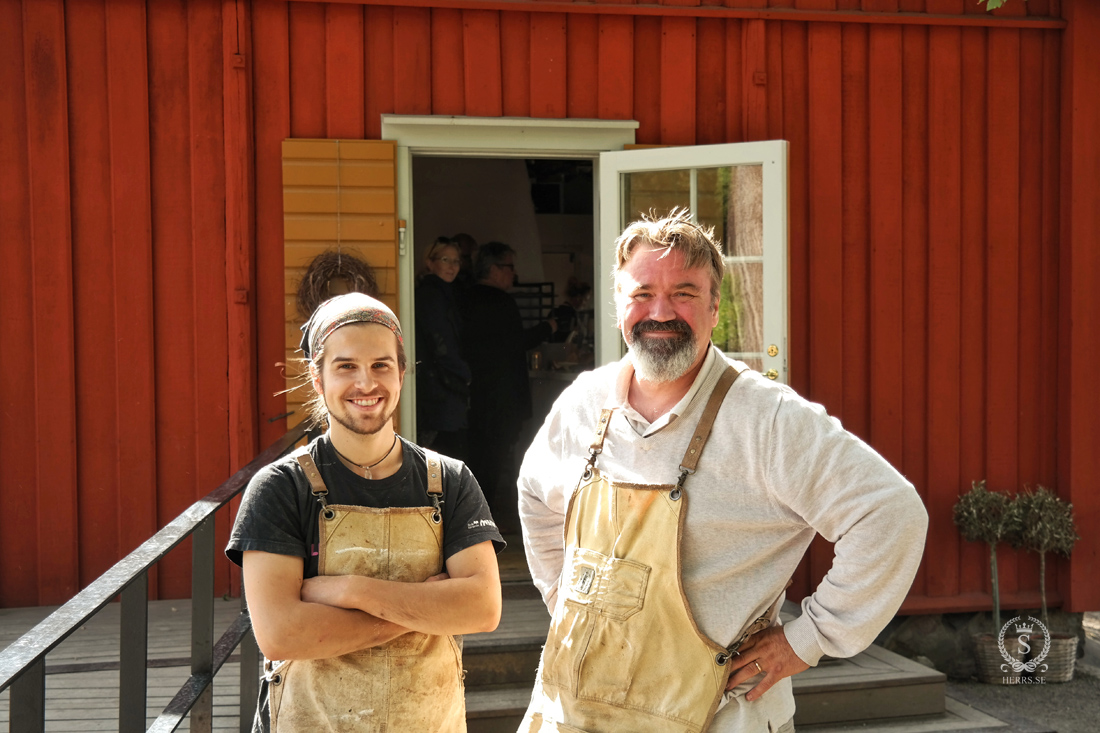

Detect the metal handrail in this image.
[0,421,310,732]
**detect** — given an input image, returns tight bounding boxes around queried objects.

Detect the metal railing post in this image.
[119,572,150,732]
[9,658,45,733]
[191,516,215,733]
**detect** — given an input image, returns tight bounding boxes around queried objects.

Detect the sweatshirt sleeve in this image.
[764,392,929,666]
[517,388,576,612]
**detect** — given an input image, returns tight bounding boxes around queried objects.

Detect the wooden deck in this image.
[0,598,251,731]
[0,540,1016,733]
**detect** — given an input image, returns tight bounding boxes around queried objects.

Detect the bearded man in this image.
[227,293,503,732]
[517,210,928,732]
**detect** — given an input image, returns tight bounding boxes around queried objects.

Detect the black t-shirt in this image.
[226,434,504,575]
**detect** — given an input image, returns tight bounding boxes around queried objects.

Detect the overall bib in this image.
[522,366,783,733]
[264,449,467,732]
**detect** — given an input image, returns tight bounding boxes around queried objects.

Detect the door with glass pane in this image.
[596,141,788,383]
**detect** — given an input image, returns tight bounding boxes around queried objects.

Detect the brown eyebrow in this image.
[330,355,395,364]
[630,282,702,292]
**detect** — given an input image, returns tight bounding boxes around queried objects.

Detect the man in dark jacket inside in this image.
[462,241,555,530]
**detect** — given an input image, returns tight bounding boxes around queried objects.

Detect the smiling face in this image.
[312,323,404,437]
[426,244,461,283]
[615,247,719,383]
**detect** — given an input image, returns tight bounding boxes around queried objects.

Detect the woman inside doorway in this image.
[415,237,471,460]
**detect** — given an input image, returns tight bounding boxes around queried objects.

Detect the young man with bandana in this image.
[227,292,504,732]
[518,210,928,732]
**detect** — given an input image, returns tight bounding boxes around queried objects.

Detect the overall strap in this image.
[582,408,616,481]
[674,365,741,492]
[423,448,444,524]
[292,446,334,519]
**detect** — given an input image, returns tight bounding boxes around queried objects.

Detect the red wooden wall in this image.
[2,0,1098,615]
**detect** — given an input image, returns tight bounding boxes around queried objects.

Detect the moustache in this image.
[632,319,693,338]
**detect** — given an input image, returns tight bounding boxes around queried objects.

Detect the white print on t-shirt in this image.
[467,519,498,530]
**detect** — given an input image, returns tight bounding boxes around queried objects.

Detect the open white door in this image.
[596,141,789,383]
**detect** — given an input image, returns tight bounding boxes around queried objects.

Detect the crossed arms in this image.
[243,540,501,661]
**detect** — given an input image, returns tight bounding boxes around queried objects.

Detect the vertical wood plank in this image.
[1037,30,1058,489]
[1016,29,1044,525]
[501,11,531,117]
[23,0,79,604]
[431,8,465,115]
[765,20,785,141]
[741,19,766,141]
[723,19,743,142]
[253,0,291,450]
[365,6,395,139]
[1037,27,1060,603]
[463,10,503,117]
[325,3,365,138]
[867,25,905,476]
[633,17,661,144]
[806,21,843,588]
[567,14,598,119]
[531,13,567,118]
[106,0,158,565]
[597,15,633,120]
[986,26,1021,596]
[65,0,119,587]
[926,22,962,598]
[696,19,726,145]
[288,2,325,137]
[223,0,258,598]
[901,25,929,598]
[148,0,194,603]
[1058,0,1100,613]
[659,16,696,145]
[173,0,228,599]
[782,21,808,398]
[840,22,869,441]
[0,0,39,606]
[394,8,431,115]
[958,25,987,597]
[807,22,843,418]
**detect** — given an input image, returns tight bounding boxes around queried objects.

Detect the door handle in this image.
[761,369,778,380]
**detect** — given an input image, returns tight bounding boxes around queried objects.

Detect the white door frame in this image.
[380,115,639,437]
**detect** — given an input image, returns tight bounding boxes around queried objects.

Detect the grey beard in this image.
[629,323,699,383]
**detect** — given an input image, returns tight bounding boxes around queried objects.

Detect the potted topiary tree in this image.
[953,480,1024,683]
[1009,485,1080,682]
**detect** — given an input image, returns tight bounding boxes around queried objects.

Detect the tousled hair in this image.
[613,208,724,302]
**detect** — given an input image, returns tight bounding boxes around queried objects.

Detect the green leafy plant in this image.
[1008,486,1079,627]
[954,480,1022,635]
[980,0,1026,11]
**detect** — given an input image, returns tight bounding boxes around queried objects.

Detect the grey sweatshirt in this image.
[518,346,929,732]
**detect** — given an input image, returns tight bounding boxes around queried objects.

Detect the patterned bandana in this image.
[299,292,403,361]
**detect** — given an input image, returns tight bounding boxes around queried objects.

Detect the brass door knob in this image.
[761,369,778,380]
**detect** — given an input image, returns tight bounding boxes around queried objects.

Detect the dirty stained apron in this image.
[264,448,466,733]
[522,366,783,733]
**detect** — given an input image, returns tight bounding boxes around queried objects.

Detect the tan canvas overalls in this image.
[522,366,784,733]
[263,448,466,732]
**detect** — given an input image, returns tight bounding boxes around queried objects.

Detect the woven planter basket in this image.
[973,633,1026,684]
[1036,634,1077,683]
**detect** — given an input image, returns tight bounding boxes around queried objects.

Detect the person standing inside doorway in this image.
[416,236,471,460]
[462,242,555,532]
[227,293,503,732]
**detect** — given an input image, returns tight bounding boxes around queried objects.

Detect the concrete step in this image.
[464,597,548,688]
[462,593,948,729]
